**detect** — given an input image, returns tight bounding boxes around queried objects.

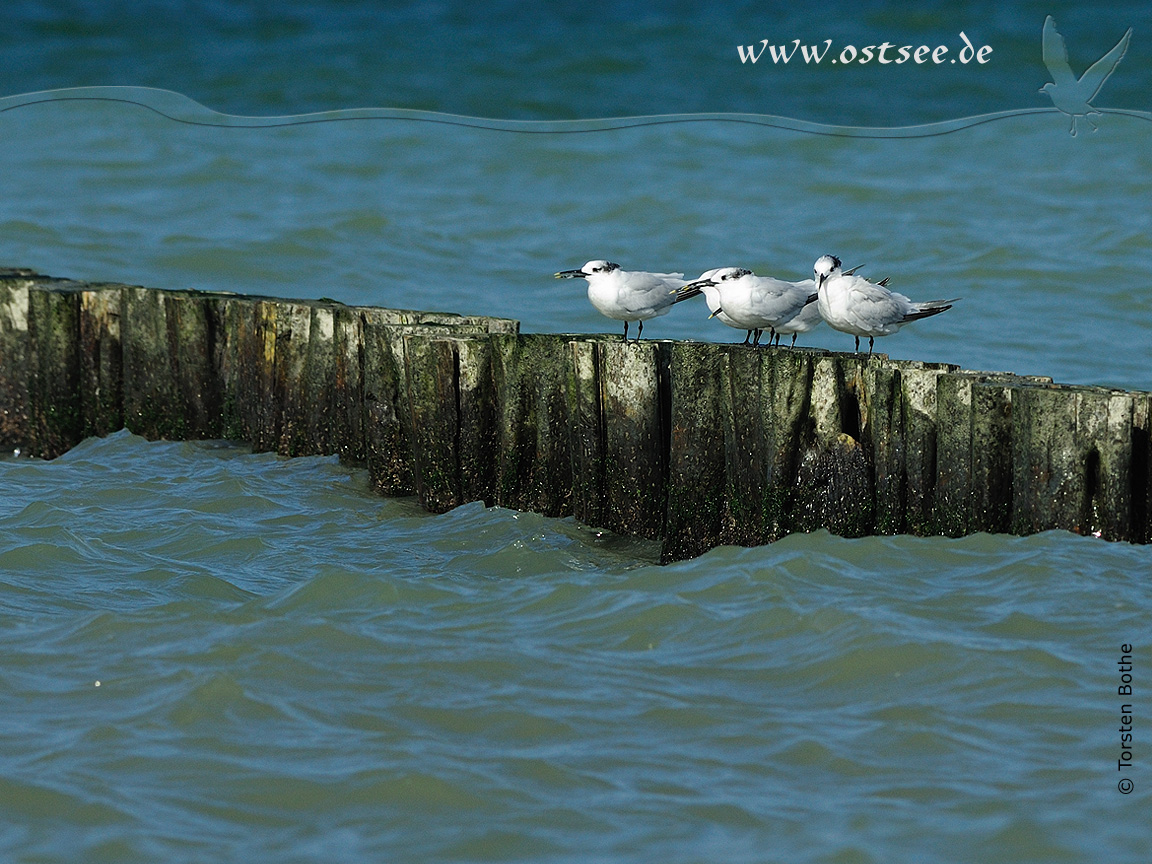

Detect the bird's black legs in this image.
[636,320,644,341]
[790,333,797,349]
[623,321,629,342]
[868,336,874,355]
[854,335,860,353]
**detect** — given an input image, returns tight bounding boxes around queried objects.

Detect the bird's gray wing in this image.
[1042,16,1076,86]
[619,272,684,314]
[1078,27,1132,101]
[844,281,906,332]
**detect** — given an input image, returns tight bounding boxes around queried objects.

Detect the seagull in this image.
[671,268,758,344]
[555,260,686,342]
[813,255,957,355]
[771,265,866,347]
[1040,15,1131,136]
[677,267,817,347]
[676,265,860,346]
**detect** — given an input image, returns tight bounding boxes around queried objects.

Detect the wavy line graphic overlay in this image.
[3,87,1148,140]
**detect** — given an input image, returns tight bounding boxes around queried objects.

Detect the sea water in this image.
[1,3,1150,861]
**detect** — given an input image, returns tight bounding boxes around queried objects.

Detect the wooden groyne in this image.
[2,268,1150,561]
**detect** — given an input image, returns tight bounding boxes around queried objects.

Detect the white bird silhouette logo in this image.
[1040,15,1131,136]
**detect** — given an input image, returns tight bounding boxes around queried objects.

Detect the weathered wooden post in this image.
[0,270,35,452]
[663,341,727,563]
[121,287,221,442]
[27,282,83,459]
[790,353,873,538]
[403,334,464,512]
[490,333,575,517]
[1011,384,1137,541]
[717,345,771,548]
[1132,395,1152,544]
[217,296,281,452]
[596,340,669,540]
[759,347,819,542]
[360,311,515,499]
[79,285,124,439]
[567,339,607,530]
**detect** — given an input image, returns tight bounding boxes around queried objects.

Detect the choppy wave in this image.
[1,432,1150,862]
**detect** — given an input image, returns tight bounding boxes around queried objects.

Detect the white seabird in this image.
[671,268,758,344]
[770,266,867,348]
[555,260,686,342]
[813,255,957,355]
[677,266,817,346]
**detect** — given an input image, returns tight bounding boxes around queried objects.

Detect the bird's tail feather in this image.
[902,299,958,322]
[671,285,703,303]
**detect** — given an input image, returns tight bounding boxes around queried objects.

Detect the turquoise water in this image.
[3,93,1151,388]
[2,3,1152,861]
[2,433,1150,863]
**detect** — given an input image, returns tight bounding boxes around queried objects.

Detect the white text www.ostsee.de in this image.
[738,33,992,65]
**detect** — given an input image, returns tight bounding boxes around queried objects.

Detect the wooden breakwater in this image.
[2,267,1150,562]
